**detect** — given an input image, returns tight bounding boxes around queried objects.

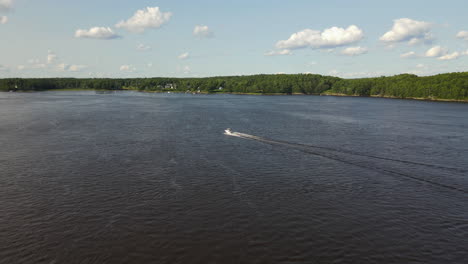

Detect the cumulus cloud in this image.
[116,7,172,33]
[178,52,190,60]
[329,69,386,78]
[47,50,57,64]
[193,25,214,38]
[380,18,432,45]
[0,0,13,11]
[438,52,461,61]
[456,31,468,41]
[423,46,465,60]
[400,51,418,59]
[341,46,368,56]
[67,65,87,72]
[136,43,151,51]
[29,63,46,69]
[264,49,292,56]
[21,58,46,69]
[0,16,7,24]
[276,25,364,50]
[57,63,87,72]
[120,65,136,72]
[425,46,447,57]
[75,27,120,39]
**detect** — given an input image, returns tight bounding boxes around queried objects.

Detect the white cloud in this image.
[17,65,25,70]
[136,43,151,51]
[0,16,7,24]
[120,65,136,72]
[425,46,447,57]
[57,63,87,72]
[276,25,364,50]
[75,27,120,39]
[341,46,368,56]
[0,64,9,71]
[47,50,57,64]
[193,25,214,38]
[400,51,418,59]
[24,59,46,69]
[380,18,432,45]
[438,52,461,61]
[25,59,46,69]
[178,52,190,60]
[120,65,130,71]
[408,37,430,46]
[67,65,87,72]
[456,31,468,41]
[423,46,466,60]
[0,0,13,11]
[329,69,386,78]
[264,49,292,56]
[116,7,172,33]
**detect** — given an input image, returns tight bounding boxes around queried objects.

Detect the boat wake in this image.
[225,128,264,141]
[224,129,468,194]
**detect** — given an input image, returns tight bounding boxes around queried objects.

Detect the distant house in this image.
[164,83,177,89]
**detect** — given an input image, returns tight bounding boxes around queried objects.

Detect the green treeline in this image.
[1,72,468,101]
[329,72,468,100]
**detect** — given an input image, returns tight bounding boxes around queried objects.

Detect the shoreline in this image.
[321,92,468,103]
[2,89,468,103]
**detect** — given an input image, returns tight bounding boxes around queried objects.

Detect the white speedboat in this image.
[224,128,233,135]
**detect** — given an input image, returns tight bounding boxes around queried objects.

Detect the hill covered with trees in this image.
[1,72,467,101]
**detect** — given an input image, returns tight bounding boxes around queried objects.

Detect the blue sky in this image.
[0,0,467,78]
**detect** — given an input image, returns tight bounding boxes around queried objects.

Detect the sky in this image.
[0,0,467,78]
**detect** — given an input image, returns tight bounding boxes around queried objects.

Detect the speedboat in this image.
[224,128,233,135]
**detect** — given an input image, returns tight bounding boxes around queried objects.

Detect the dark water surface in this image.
[1,91,467,263]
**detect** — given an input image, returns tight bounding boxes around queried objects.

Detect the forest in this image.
[1,72,467,101]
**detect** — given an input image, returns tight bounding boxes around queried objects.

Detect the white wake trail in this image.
[224,129,267,141]
[223,128,468,194]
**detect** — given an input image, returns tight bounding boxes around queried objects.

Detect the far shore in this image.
[3,88,468,103]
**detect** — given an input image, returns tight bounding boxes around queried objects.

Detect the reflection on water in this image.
[0,91,467,264]
[95,90,120,95]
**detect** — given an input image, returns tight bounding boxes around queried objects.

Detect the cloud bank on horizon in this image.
[0,0,467,78]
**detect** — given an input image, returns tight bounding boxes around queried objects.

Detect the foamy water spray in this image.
[224,129,269,141]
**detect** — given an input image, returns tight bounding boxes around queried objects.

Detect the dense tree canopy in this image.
[1,72,467,101]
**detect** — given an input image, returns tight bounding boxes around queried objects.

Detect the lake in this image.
[1,91,467,263]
